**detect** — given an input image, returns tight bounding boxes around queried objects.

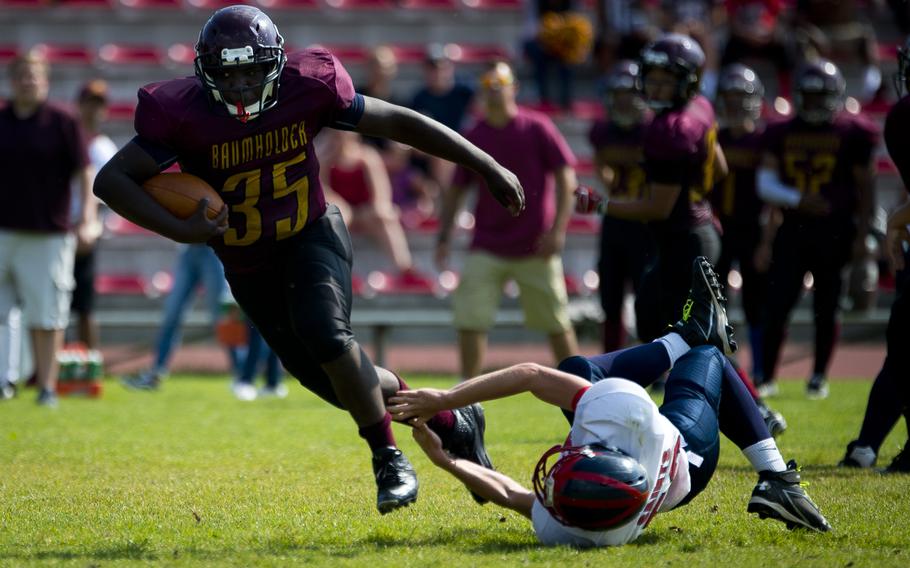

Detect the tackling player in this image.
[587,60,654,352]
[94,6,523,515]
[840,38,910,473]
[391,258,831,546]
[755,59,879,400]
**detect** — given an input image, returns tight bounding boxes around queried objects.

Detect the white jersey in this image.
[532,379,691,547]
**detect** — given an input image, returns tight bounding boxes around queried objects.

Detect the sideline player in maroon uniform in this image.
[840,38,910,473]
[94,6,524,515]
[712,64,770,383]
[755,60,878,400]
[587,60,654,352]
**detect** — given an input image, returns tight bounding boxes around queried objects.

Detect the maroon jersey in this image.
[884,95,910,193]
[762,112,879,224]
[134,48,357,273]
[0,101,88,232]
[588,118,650,200]
[711,127,764,225]
[643,95,717,234]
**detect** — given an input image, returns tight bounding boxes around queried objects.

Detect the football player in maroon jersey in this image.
[755,59,878,400]
[95,6,524,515]
[840,38,910,473]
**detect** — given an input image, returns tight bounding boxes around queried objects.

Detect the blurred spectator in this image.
[587,60,654,352]
[592,0,660,73]
[658,0,723,96]
[70,79,117,350]
[720,0,796,97]
[321,130,429,285]
[218,290,285,401]
[436,61,578,379]
[793,0,882,101]
[357,45,403,105]
[522,0,591,108]
[0,52,92,408]
[122,244,240,390]
[0,308,22,400]
[383,141,440,217]
[409,44,476,188]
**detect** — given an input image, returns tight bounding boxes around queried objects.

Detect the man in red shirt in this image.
[435,60,579,380]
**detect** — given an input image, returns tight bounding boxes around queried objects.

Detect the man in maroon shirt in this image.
[435,60,579,380]
[0,51,93,408]
[94,6,524,515]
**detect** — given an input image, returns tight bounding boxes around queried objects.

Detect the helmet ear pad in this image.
[194,5,287,121]
[533,444,651,531]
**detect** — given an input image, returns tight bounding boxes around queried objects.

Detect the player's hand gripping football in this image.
[178,198,228,243]
[388,388,450,425]
[574,185,604,215]
[482,164,525,216]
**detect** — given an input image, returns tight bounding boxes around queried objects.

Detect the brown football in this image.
[141,172,224,220]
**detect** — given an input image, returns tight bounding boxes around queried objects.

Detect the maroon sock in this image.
[603,320,626,352]
[358,413,397,453]
[395,373,457,438]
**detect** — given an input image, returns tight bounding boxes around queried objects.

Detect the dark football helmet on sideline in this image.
[532,444,650,531]
[717,63,765,121]
[602,60,647,127]
[794,59,845,125]
[894,36,910,98]
[194,5,287,122]
[638,33,705,111]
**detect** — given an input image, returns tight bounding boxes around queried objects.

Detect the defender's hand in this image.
[412,423,451,467]
[389,388,449,424]
[177,198,228,243]
[574,186,604,215]
[482,165,525,216]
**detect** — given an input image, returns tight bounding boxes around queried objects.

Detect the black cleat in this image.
[838,441,876,469]
[372,446,419,514]
[757,402,788,438]
[748,460,832,532]
[672,257,737,355]
[881,444,910,474]
[443,403,494,504]
[121,370,161,391]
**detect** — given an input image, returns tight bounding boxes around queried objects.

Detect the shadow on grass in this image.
[0,539,157,562]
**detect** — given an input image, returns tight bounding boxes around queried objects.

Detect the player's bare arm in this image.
[536,165,576,256]
[94,141,228,243]
[354,96,525,215]
[389,363,590,423]
[434,183,468,270]
[602,181,681,221]
[412,423,534,517]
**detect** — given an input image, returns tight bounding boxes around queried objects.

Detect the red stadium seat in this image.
[0,45,19,65]
[365,270,439,296]
[31,43,93,66]
[99,44,164,67]
[0,0,44,8]
[106,101,137,122]
[95,273,148,296]
[575,157,594,177]
[460,0,521,9]
[185,0,257,9]
[566,215,599,234]
[309,44,369,64]
[167,43,196,66]
[323,0,395,9]
[399,0,459,9]
[58,0,114,7]
[118,0,182,9]
[104,214,155,236]
[446,43,510,63]
[257,0,320,9]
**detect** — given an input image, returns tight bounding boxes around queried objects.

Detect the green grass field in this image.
[1,375,909,567]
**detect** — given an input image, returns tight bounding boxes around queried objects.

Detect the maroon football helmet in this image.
[638,33,705,111]
[532,444,650,531]
[794,59,845,125]
[717,63,764,121]
[603,59,646,127]
[194,5,286,122]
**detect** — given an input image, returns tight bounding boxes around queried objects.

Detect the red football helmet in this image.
[194,5,286,122]
[532,444,650,531]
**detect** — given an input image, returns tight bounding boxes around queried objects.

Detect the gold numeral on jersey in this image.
[273,150,309,241]
[222,170,262,246]
[784,151,836,195]
[702,125,718,196]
